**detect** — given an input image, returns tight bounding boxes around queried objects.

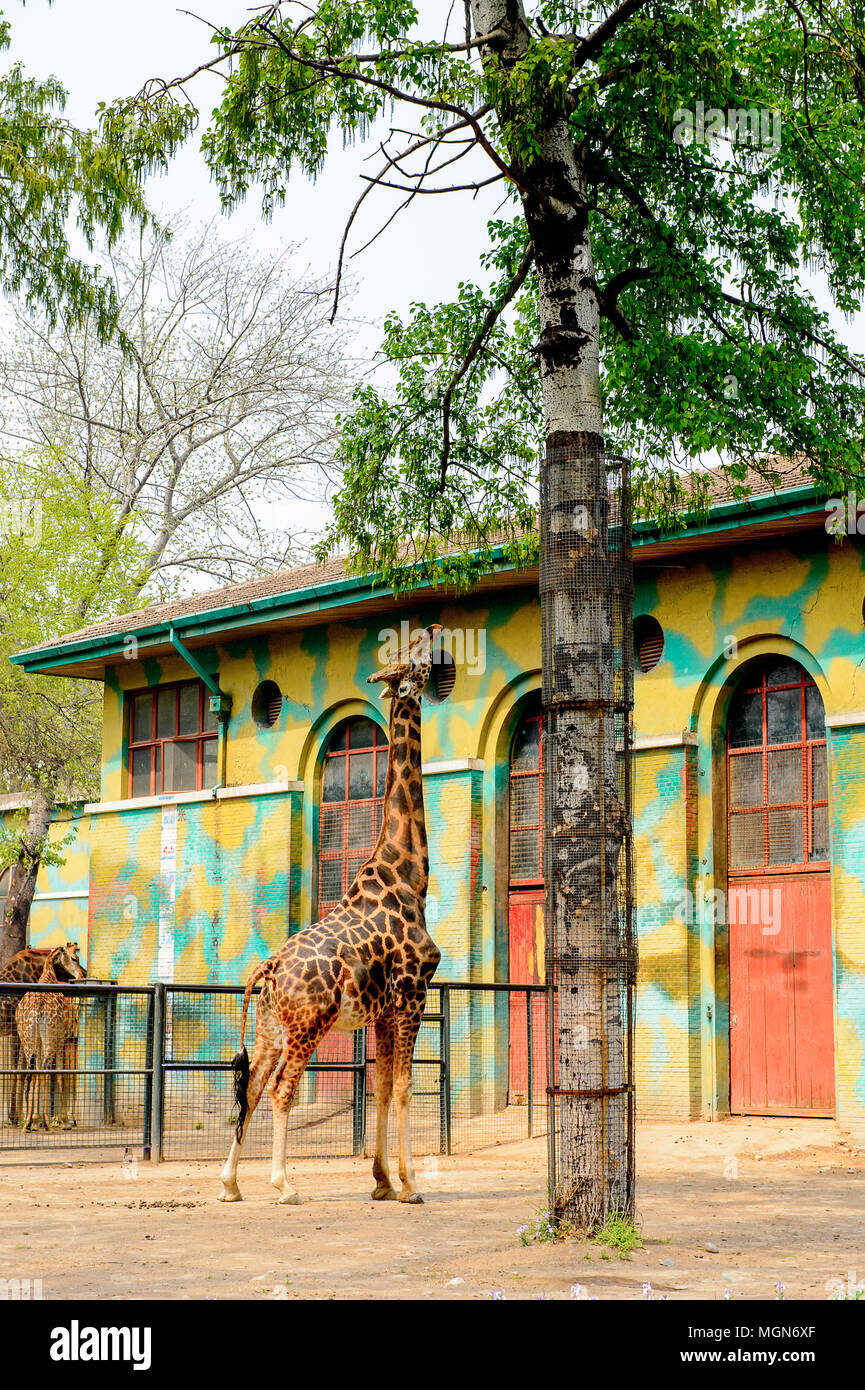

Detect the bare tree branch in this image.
[0,222,354,598]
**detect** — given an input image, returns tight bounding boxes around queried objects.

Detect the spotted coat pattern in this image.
[0,943,86,1125]
[14,945,86,1130]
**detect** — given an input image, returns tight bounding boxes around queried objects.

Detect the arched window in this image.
[727,658,829,872]
[318,717,388,917]
[509,701,543,886]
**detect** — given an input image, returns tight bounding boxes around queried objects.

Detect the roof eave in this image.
[12,485,827,678]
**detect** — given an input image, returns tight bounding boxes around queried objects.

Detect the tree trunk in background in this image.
[472,0,635,1227]
[0,791,51,968]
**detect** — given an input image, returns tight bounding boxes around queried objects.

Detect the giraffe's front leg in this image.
[371,1017,396,1200]
[393,1004,424,1204]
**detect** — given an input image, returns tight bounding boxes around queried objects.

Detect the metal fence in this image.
[0,982,154,1153]
[0,979,551,1162]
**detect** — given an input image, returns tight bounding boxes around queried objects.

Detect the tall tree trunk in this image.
[0,791,51,968]
[473,0,634,1227]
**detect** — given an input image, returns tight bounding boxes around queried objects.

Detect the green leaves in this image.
[317,218,542,591]
[0,48,152,338]
[0,450,150,799]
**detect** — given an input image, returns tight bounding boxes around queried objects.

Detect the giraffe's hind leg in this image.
[219,1019,282,1203]
[268,1032,324,1205]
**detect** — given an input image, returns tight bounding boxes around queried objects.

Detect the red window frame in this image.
[127,681,218,799]
[509,706,544,887]
[318,718,388,917]
[727,662,829,875]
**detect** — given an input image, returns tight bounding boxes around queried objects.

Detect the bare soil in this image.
[0,1117,862,1300]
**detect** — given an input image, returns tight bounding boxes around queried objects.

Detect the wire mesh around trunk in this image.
[539,448,636,1227]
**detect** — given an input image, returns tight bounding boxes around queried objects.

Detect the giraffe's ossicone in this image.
[219,624,443,1206]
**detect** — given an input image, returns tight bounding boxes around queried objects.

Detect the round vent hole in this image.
[425,649,456,704]
[252,680,283,728]
[634,615,665,673]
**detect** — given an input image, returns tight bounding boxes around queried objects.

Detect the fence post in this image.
[150,982,166,1164]
[143,990,155,1160]
[102,991,117,1125]
[440,984,452,1156]
[352,1026,366,1156]
[546,980,556,1207]
[526,989,534,1140]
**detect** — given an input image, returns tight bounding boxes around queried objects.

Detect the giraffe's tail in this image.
[231,1047,250,1144]
[232,960,267,1142]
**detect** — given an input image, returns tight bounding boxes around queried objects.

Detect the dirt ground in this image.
[1,1117,862,1301]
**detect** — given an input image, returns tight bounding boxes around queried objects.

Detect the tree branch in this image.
[439,241,535,488]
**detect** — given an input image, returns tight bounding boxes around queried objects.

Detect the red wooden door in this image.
[508,890,546,1103]
[729,874,834,1114]
[727,659,835,1116]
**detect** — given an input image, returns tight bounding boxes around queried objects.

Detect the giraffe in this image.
[0,943,86,1125]
[219,623,443,1206]
[14,946,86,1130]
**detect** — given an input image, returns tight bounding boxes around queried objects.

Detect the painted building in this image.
[11,466,865,1137]
[0,794,90,957]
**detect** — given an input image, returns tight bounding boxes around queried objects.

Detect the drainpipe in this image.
[168,625,232,791]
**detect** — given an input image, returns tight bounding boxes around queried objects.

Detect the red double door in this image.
[729,872,835,1115]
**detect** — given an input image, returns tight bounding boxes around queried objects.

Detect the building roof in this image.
[10,461,834,680]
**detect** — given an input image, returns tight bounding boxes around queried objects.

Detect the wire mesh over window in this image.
[727,659,829,871]
[319,717,387,917]
[509,704,543,884]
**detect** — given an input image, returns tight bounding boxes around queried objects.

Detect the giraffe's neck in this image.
[370,692,428,896]
[38,958,59,984]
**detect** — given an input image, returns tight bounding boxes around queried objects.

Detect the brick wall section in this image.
[633,746,698,1119]
[424,768,492,1111]
[88,794,293,985]
[827,728,865,1135]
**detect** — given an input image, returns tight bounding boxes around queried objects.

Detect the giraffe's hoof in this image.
[398,1191,424,1204]
[276,1193,301,1206]
[372,1185,397,1201]
[218,1187,243,1203]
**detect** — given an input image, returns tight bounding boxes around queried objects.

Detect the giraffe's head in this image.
[367,624,444,702]
[50,942,87,982]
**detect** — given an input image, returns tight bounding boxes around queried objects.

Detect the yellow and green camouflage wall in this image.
[21,518,865,1136]
[2,803,90,958]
